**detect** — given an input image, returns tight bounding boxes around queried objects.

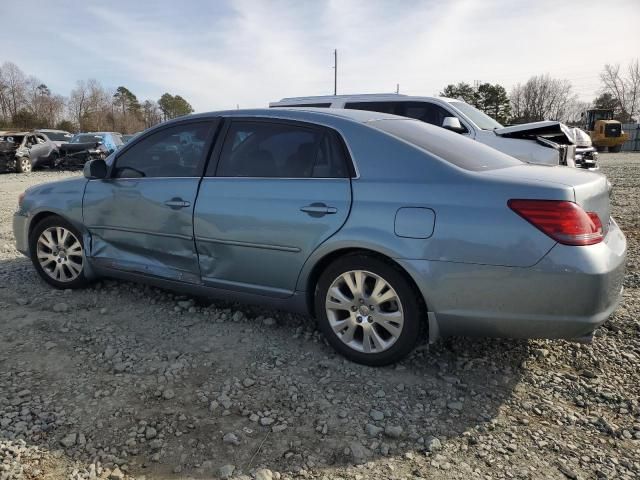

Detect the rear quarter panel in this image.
[296,126,566,291]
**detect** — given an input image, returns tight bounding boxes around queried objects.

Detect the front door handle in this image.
[164,198,191,209]
[300,203,337,217]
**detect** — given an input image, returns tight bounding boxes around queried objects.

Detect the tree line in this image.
[441,58,639,126]
[0,61,194,133]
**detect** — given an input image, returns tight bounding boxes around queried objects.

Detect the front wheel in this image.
[609,145,622,153]
[16,156,32,173]
[29,216,90,289]
[314,254,424,366]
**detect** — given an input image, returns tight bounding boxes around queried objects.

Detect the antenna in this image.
[396,83,400,94]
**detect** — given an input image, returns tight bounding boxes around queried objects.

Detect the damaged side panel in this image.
[83,178,202,284]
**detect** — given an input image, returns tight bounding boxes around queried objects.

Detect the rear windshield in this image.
[368,119,522,171]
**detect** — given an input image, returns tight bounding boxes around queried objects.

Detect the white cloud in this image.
[2,0,639,111]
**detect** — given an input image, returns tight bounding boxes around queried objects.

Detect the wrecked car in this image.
[0,131,60,173]
[35,129,73,148]
[58,132,124,167]
[270,94,599,170]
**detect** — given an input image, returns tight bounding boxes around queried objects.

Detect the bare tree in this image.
[600,59,640,122]
[142,100,162,129]
[0,62,28,120]
[510,75,576,124]
[68,80,88,130]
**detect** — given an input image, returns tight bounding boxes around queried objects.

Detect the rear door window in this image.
[213,121,350,178]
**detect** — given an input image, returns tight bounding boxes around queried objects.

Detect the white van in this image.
[270,94,598,170]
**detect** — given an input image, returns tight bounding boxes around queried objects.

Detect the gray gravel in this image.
[0,153,639,479]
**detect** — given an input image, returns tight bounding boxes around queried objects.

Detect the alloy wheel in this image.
[325,270,404,353]
[36,227,84,282]
[20,157,32,173]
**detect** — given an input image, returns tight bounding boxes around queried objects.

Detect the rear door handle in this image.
[300,203,337,217]
[164,198,191,209]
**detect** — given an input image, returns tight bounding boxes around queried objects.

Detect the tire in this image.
[609,145,622,153]
[314,254,425,366]
[16,156,32,173]
[595,146,605,152]
[29,216,90,289]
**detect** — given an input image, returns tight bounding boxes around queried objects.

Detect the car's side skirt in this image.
[91,262,309,315]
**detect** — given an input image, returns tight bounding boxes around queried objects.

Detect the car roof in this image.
[182,107,411,125]
[270,93,458,105]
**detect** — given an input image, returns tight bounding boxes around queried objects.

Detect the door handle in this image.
[300,203,337,217]
[164,198,191,209]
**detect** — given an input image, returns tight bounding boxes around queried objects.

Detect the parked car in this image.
[58,132,124,167]
[14,109,625,365]
[0,131,60,173]
[35,129,73,148]
[122,133,140,143]
[270,94,599,170]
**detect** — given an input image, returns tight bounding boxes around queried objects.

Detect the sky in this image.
[1,0,639,112]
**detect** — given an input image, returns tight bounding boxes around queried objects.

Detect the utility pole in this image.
[333,49,337,95]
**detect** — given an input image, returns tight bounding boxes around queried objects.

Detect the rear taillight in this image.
[508,199,603,246]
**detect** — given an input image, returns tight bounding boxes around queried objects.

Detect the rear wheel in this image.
[29,216,89,289]
[314,254,424,366]
[609,145,622,153]
[16,156,32,173]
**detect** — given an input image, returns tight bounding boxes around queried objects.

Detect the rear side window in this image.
[370,119,522,171]
[345,101,401,115]
[214,121,350,178]
[113,121,213,178]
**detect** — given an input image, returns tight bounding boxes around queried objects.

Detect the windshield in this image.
[71,134,102,144]
[111,134,124,146]
[42,132,71,141]
[448,101,503,130]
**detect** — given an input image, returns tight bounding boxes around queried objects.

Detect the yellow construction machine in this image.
[584,109,629,153]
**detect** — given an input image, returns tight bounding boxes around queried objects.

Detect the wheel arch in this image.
[28,211,60,239]
[27,210,91,248]
[304,247,428,320]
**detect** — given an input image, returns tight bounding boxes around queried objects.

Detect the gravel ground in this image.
[1,153,639,480]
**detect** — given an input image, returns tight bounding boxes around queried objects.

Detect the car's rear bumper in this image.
[13,212,29,256]
[398,218,626,340]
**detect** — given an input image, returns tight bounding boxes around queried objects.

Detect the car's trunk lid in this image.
[483,164,612,235]
[494,121,573,141]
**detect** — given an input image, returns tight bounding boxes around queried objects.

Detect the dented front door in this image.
[82,120,217,283]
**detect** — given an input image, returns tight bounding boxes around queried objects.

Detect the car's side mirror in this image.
[84,158,107,179]
[442,117,465,133]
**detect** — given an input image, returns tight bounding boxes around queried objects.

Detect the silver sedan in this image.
[13,108,626,365]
